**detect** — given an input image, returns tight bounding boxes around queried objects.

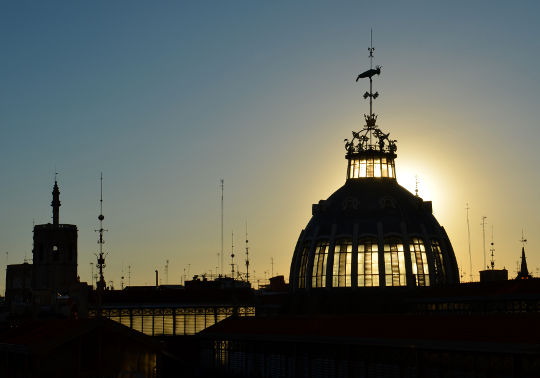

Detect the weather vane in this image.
[356,29,381,119]
[345,30,395,158]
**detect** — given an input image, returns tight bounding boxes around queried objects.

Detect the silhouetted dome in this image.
[289,115,459,292]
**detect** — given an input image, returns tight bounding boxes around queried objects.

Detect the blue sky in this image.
[1,1,540,290]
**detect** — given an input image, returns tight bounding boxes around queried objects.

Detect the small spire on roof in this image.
[517,231,532,280]
[51,177,61,226]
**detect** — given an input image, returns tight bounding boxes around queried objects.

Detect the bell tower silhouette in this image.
[32,179,78,293]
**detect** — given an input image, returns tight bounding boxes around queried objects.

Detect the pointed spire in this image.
[517,247,532,279]
[51,178,61,226]
[517,231,531,279]
[521,247,529,275]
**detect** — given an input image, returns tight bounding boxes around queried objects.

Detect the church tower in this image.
[32,180,78,293]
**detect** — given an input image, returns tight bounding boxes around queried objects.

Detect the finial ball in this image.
[98,214,104,221]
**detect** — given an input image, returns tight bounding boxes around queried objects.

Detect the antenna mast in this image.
[220,179,224,276]
[245,221,250,283]
[230,231,235,278]
[481,216,487,269]
[490,225,495,270]
[520,230,528,248]
[95,172,107,317]
[466,204,472,282]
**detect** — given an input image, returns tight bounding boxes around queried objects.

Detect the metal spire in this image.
[352,29,383,156]
[95,172,107,316]
[518,230,531,279]
[368,29,375,116]
[520,229,528,248]
[51,176,61,226]
[356,29,381,120]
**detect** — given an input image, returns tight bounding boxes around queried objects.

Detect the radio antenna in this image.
[466,203,472,281]
[220,179,224,276]
[481,216,487,269]
[245,221,250,283]
[230,231,235,278]
[489,225,495,270]
[95,172,108,316]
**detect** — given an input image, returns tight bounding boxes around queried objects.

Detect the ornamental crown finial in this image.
[365,114,377,127]
[344,115,397,158]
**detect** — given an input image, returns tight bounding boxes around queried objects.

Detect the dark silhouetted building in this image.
[4,181,89,319]
[0,317,177,377]
[5,263,32,316]
[32,181,78,293]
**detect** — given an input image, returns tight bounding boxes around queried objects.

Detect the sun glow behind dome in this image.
[289,35,460,294]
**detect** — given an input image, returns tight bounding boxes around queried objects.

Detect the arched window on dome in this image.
[431,240,446,284]
[358,238,379,287]
[332,239,352,287]
[312,241,329,288]
[297,244,310,289]
[384,238,406,286]
[410,238,430,286]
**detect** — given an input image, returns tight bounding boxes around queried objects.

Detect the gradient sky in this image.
[1,1,539,292]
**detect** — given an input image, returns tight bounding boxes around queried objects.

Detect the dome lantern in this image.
[344,114,397,179]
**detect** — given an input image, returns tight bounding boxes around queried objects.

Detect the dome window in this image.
[384,239,406,286]
[297,245,310,289]
[332,239,353,287]
[410,238,430,286]
[312,241,329,288]
[348,157,396,179]
[358,238,380,287]
[431,240,446,283]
